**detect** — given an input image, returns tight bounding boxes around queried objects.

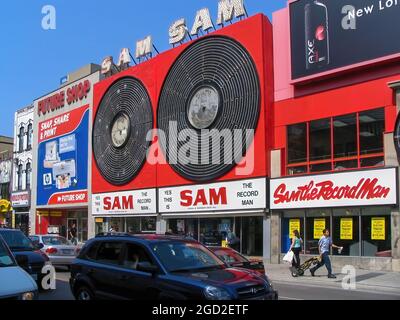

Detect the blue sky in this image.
[0,0,287,137]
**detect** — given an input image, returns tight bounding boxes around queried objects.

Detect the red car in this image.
[208,247,265,275]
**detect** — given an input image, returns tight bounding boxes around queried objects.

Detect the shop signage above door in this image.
[290,0,400,81]
[11,191,30,208]
[270,168,397,210]
[159,178,266,214]
[92,189,157,216]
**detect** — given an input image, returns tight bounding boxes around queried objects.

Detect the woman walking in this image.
[289,230,303,270]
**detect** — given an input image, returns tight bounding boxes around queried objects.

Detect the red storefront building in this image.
[269,0,400,271]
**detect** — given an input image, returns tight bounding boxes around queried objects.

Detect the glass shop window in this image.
[361,207,391,257]
[332,208,360,256]
[333,113,357,159]
[281,211,305,254]
[241,217,263,257]
[287,123,307,174]
[309,118,331,163]
[305,210,331,255]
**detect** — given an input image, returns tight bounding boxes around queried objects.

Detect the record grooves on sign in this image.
[157,36,260,182]
[93,77,153,186]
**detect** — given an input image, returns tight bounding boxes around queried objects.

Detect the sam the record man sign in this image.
[159,178,266,214]
[270,168,397,210]
[92,189,157,216]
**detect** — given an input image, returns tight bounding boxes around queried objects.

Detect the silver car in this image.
[29,235,80,268]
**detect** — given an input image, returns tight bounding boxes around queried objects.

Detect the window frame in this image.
[286,108,385,176]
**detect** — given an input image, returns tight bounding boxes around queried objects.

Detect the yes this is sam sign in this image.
[159,178,266,213]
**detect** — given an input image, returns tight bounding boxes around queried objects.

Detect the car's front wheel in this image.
[75,286,94,301]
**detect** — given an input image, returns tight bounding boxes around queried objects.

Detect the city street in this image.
[38,268,400,301]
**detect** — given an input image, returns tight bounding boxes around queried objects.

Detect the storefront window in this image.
[286,108,385,176]
[359,108,384,155]
[333,114,357,159]
[200,218,234,247]
[281,211,305,254]
[361,207,391,257]
[141,217,156,233]
[167,217,263,257]
[241,217,263,256]
[168,218,198,240]
[305,209,331,255]
[332,208,360,256]
[126,218,141,234]
[287,123,307,164]
[310,118,331,162]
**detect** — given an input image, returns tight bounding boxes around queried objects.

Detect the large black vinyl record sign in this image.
[93,77,153,186]
[394,113,400,161]
[290,0,400,80]
[157,36,260,182]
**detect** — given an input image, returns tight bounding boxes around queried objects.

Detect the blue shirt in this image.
[293,237,302,248]
[318,236,332,254]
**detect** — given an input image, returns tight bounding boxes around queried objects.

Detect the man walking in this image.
[310,229,343,279]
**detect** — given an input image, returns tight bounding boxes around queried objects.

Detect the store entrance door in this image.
[67,218,78,244]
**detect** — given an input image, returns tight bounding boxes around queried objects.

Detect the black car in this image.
[0,229,50,290]
[70,233,278,300]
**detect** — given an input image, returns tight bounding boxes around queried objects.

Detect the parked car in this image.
[0,229,50,290]
[70,233,278,300]
[29,235,80,268]
[208,246,266,275]
[0,235,38,300]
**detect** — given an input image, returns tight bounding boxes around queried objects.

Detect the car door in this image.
[88,241,125,299]
[117,243,160,300]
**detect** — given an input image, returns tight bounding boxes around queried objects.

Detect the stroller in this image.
[289,256,321,277]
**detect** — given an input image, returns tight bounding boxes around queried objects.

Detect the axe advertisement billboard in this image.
[290,0,400,80]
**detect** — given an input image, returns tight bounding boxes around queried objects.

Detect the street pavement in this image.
[265,263,400,300]
[38,265,400,300]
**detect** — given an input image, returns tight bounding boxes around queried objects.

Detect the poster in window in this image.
[371,217,385,240]
[314,218,326,239]
[289,219,301,238]
[340,218,353,240]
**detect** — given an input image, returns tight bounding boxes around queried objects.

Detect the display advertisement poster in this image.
[159,178,266,214]
[290,0,400,80]
[371,217,386,240]
[37,105,89,206]
[289,219,301,238]
[340,218,353,240]
[314,218,326,239]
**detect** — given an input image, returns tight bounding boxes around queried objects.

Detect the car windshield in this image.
[212,249,248,264]
[151,242,225,273]
[0,238,16,267]
[42,236,70,246]
[0,230,35,251]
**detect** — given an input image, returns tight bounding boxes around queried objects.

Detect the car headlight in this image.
[21,292,35,300]
[204,286,232,300]
[264,275,274,290]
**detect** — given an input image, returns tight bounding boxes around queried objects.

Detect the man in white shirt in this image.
[310,229,343,279]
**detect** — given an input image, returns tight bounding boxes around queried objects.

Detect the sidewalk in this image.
[264,263,400,295]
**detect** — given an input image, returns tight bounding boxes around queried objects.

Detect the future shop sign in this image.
[101,0,247,74]
[37,79,91,117]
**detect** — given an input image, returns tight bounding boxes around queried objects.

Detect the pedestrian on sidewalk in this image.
[310,229,343,279]
[289,230,303,270]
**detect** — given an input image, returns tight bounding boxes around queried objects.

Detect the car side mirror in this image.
[137,262,158,274]
[16,255,29,269]
[35,243,44,250]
